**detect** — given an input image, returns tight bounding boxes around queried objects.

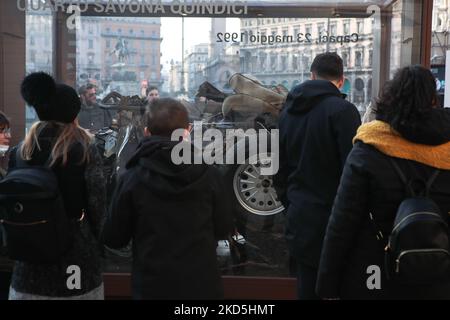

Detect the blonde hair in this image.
[20,121,93,166]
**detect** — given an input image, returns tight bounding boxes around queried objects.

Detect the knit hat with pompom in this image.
[20,72,80,123]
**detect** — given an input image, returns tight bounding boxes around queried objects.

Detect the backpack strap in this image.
[14,142,53,169]
[425,169,440,197]
[389,158,411,193]
[389,158,440,197]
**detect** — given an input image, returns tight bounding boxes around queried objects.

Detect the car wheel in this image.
[231,153,284,216]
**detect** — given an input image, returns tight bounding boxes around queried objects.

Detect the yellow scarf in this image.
[353,120,450,170]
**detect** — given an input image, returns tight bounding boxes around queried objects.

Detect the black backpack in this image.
[0,150,73,264]
[382,158,450,285]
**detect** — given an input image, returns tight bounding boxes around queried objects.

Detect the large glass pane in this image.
[389,0,424,77]
[74,9,378,277]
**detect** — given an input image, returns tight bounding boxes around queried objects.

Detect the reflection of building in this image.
[26,11,53,130]
[185,43,209,95]
[174,18,240,96]
[76,17,162,96]
[161,68,170,94]
[204,18,240,91]
[77,17,102,85]
[26,13,163,96]
[431,0,450,65]
[240,17,374,111]
[26,11,53,75]
[169,60,183,94]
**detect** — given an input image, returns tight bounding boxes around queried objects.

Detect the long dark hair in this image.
[375,65,439,138]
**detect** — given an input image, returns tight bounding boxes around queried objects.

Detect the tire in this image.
[219,151,288,276]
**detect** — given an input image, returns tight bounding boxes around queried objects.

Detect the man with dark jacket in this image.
[101,98,234,300]
[274,52,361,299]
[78,84,113,132]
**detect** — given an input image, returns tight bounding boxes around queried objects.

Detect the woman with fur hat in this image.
[7,72,106,300]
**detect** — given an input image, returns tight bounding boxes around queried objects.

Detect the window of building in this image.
[344,21,350,34]
[305,24,312,34]
[89,39,93,49]
[270,55,277,70]
[30,50,36,63]
[281,56,287,71]
[106,39,111,49]
[357,21,364,34]
[317,23,325,35]
[260,53,267,69]
[355,51,362,67]
[342,51,349,67]
[292,54,298,71]
[353,78,365,103]
[330,23,337,35]
[303,56,310,69]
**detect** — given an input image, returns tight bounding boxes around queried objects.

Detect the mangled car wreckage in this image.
[96,74,291,276]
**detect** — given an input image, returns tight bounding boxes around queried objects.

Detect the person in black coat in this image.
[274,52,361,299]
[316,65,450,300]
[7,72,106,300]
[78,84,113,133]
[0,112,12,300]
[101,98,234,300]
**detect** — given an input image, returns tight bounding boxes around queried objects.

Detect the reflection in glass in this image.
[25,7,53,132]
[74,13,378,278]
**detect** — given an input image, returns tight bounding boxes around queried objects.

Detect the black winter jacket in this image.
[78,103,113,132]
[101,136,234,300]
[274,80,361,267]
[317,113,450,300]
